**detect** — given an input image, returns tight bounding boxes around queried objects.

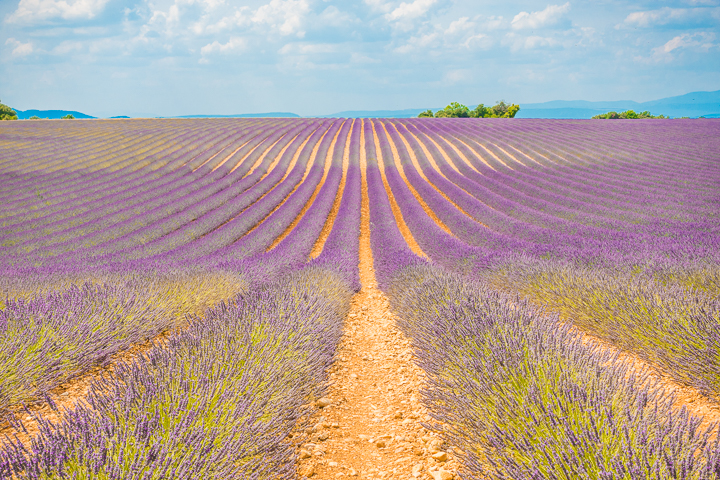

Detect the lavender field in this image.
[0,117,719,479]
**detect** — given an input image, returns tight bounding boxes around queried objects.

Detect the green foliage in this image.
[61,114,75,120]
[0,100,18,121]
[436,102,470,118]
[592,110,668,119]
[29,115,40,120]
[420,101,520,118]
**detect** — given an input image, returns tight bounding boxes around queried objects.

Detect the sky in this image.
[1,0,719,117]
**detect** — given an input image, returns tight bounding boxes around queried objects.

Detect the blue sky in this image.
[1,0,718,117]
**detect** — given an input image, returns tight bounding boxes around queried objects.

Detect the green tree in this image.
[29,116,40,120]
[503,104,520,118]
[622,110,638,119]
[418,109,434,118]
[592,109,667,119]
[419,100,520,119]
[470,104,493,118]
[61,114,75,120]
[435,102,470,118]
[0,100,18,121]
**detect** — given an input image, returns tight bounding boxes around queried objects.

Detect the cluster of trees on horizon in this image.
[0,100,76,120]
[592,110,668,119]
[0,100,18,121]
[418,101,520,119]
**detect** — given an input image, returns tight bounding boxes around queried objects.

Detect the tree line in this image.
[592,110,668,119]
[419,101,520,118]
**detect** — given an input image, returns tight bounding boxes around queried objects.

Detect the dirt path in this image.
[292,130,459,480]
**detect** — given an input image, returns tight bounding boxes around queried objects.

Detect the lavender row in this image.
[419,121,713,223]
[0,121,286,254]
[0,266,353,479]
[0,121,320,268]
[438,120,717,212]
[0,122,205,205]
[213,119,352,278]
[0,268,248,410]
[0,122,258,222]
[195,119,342,264]
[381,121,720,399]
[405,123,719,264]
[115,120,330,266]
[388,264,720,480]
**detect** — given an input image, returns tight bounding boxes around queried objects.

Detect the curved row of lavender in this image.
[0,119,363,477]
[371,118,720,402]
[0,119,324,411]
[1,267,354,479]
[360,117,720,478]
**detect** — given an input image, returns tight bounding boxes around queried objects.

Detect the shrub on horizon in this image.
[0,100,18,121]
[419,101,520,118]
[592,109,669,119]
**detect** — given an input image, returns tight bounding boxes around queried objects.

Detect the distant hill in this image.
[16,109,95,119]
[11,90,719,119]
[176,113,300,118]
[516,90,720,119]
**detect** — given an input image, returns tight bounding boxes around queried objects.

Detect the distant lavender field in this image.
[1,118,718,478]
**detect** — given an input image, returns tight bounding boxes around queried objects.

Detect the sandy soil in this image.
[293,136,459,480]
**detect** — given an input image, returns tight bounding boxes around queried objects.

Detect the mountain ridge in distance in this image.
[10,90,719,119]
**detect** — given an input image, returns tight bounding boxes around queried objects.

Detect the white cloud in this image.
[386,0,436,22]
[197,8,250,35]
[278,42,336,55]
[636,31,718,62]
[394,32,439,53]
[504,32,559,51]
[200,36,245,56]
[655,32,717,54]
[442,68,470,84]
[624,8,683,28]
[53,40,84,54]
[5,38,34,57]
[445,16,473,35]
[319,6,356,27]
[350,52,380,64]
[163,0,309,38]
[252,0,309,37]
[7,0,110,24]
[511,3,570,30]
[463,33,491,49]
[384,0,437,30]
[621,7,720,28]
[364,0,394,14]
[393,14,496,53]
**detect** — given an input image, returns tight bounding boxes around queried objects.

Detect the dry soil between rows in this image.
[292,145,459,480]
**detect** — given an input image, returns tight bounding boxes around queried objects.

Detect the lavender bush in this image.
[0,267,352,479]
